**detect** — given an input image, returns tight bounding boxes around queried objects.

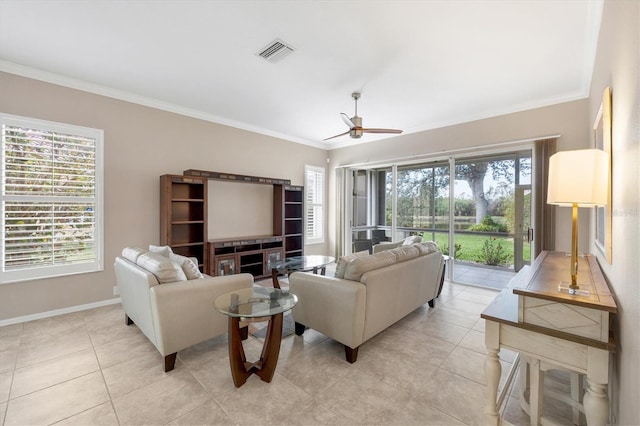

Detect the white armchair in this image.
[372,235,422,253]
[114,247,253,372]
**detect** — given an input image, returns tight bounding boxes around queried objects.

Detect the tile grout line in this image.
[2,324,21,426]
[84,312,123,426]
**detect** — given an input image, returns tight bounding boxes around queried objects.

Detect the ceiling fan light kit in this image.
[324,92,403,141]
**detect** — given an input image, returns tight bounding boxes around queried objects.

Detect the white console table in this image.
[481,251,617,425]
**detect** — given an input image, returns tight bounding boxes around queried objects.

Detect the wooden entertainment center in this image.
[160,170,304,279]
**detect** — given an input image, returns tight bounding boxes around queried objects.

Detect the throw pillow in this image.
[388,245,420,262]
[334,250,369,279]
[402,235,422,246]
[170,253,203,280]
[344,251,396,281]
[137,252,187,283]
[148,245,173,258]
[415,241,439,255]
[122,246,147,263]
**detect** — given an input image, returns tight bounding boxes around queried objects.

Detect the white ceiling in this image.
[0,1,602,150]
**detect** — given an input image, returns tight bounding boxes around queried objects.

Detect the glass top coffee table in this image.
[214,287,297,387]
[270,255,335,288]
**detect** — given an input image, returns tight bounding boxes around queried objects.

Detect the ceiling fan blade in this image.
[323,130,351,141]
[340,113,355,129]
[361,128,403,134]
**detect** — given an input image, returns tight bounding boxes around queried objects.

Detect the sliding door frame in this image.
[339,139,543,283]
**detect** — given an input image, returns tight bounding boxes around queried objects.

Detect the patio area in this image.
[448,261,516,290]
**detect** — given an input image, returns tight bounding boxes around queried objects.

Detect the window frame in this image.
[1,113,104,284]
[304,164,325,245]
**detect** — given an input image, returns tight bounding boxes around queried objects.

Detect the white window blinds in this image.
[1,114,103,283]
[305,165,325,244]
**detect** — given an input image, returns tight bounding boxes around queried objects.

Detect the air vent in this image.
[257,39,294,63]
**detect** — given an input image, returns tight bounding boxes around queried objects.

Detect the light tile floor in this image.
[0,278,577,426]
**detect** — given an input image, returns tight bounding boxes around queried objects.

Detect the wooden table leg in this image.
[529,358,543,426]
[227,313,285,387]
[584,347,610,426]
[584,377,609,426]
[254,312,283,383]
[228,316,251,387]
[484,321,501,426]
[271,268,280,289]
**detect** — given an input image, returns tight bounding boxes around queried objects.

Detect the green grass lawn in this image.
[427,232,530,267]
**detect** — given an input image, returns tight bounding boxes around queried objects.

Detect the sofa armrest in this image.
[149,273,253,355]
[114,257,160,344]
[289,272,366,349]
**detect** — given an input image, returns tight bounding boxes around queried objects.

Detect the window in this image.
[305,165,325,244]
[1,114,103,283]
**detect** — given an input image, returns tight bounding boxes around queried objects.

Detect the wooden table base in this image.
[227,313,284,387]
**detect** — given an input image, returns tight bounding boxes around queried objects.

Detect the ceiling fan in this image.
[324,92,403,140]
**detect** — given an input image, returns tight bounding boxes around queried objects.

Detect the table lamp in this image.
[547,149,609,295]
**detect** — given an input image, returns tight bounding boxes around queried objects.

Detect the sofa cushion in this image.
[122,247,147,263]
[415,241,439,255]
[344,251,396,281]
[402,235,422,245]
[170,253,203,280]
[334,250,369,279]
[389,245,420,262]
[149,244,173,258]
[136,252,187,283]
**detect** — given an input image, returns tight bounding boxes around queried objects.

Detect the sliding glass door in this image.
[395,162,450,250]
[452,151,532,288]
[344,147,533,290]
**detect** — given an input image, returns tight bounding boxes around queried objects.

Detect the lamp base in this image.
[557,282,591,296]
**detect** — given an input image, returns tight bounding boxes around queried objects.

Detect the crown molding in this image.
[0,61,328,150]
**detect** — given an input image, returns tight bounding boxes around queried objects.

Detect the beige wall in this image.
[588,0,640,424]
[0,72,328,320]
[327,98,591,257]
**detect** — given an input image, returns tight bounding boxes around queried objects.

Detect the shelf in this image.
[171,242,205,247]
[285,204,302,217]
[285,250,303,258]
[160,174,208,272]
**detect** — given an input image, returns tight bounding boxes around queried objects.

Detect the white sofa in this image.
[289,241,444,363]
[114,246,253,372]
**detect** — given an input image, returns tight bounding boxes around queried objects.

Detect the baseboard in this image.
[0,297,122,327]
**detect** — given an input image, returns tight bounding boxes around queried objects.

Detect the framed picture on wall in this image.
[594,86,612,263]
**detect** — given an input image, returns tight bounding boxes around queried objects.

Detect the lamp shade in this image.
[547,149,609,207]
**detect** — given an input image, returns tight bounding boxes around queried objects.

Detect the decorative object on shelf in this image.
[547,149,609,295]
[324,92,403,140]
[593,87,613,263]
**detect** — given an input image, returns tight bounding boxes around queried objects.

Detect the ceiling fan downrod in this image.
[352,92,360,117]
